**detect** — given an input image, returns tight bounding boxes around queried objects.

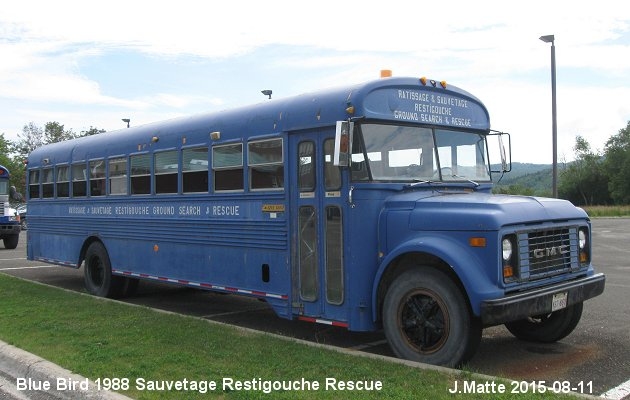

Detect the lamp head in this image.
[539,35,555,44]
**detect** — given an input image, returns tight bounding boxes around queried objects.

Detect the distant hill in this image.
[492,162,553,195]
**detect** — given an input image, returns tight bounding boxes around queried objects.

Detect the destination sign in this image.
[362,87,490,131]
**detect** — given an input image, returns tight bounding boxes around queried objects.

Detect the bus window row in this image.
[28,138,284,199]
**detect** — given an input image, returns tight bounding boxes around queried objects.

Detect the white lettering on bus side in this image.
[153,206,175,215]
[68,206,86,214]
[178,205,201,216]
[114,206,150,215]
[212,205,240,216]
[90,206,112,215]
[66,204,227,217]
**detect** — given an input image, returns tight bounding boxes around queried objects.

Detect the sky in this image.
[1,0,629,164]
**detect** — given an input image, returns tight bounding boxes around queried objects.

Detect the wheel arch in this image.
[374,251,470,323]
[372,236,498,323]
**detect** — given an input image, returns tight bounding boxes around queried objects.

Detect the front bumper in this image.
[0,224,21,236]
[480,273,605,326]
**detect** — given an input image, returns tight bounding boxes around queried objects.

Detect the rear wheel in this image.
[382,268,481,367]
[84,242,126,298]
[505,302,583,343]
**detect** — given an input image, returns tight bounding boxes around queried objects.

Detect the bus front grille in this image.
[517,227,579,281]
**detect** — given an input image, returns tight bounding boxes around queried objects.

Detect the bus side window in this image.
[109,157,128,195]
[56,166,70,198]
[42,168,54,198]
[154,150,178,194]
[183,147,209,193]
[130,154,151,195]
[249,138,284,190]
[298,141,315,191]
[324,139,341,190]
[213,143,243,192]
[28,169,40,199]
[72,163,87,197]
[89,160,105,197]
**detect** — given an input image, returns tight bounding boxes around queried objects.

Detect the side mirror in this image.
[333,121,353,167]
[10,186,23,202]
[489,131,512,173]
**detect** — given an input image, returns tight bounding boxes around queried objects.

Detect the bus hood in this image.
[394,191,588,231]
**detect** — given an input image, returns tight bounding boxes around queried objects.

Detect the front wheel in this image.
[3,234,19,249]
[505,302,583,343]
[382,268,481,368]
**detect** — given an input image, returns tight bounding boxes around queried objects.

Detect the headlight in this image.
[502,235,518,282]
[502,238,513,261]
[578,229,587,249]
[578,227,590,264]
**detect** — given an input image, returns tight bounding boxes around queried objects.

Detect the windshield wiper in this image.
[405,175,480,189]
[405,179,443,188]
[449,174,480,187]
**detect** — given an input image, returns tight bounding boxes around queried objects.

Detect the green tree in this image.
[44,121,76,143]
[558,136,610,205]
[604,121,630,204]
[493,184,536,196]
[80,126,106,136]
[12,122,43,163]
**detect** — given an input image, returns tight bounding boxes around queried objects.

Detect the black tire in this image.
[83,242,125,298]
[3,234,19,249]
[505,302,583,343]
[382,268,481,367]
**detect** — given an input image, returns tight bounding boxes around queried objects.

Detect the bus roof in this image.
[28,76,490,167]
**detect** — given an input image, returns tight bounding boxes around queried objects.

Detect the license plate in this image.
[552,292,568,312]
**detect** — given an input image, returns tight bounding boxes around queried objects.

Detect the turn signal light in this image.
[580,251,588,263]
[469,237,487,247]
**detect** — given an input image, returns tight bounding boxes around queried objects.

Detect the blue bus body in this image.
[26,76,605,367]
[0,165,21,249]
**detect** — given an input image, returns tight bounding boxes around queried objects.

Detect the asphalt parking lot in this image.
[1,218,629,399]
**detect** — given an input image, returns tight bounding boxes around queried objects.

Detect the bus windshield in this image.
[351,123,491,183]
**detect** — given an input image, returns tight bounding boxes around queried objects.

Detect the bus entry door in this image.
[293,133,346,320]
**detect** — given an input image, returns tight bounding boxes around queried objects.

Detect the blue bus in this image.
[0,165,21,249]
[26,75,605,367]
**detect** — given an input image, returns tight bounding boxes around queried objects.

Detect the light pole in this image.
[539,34,557,198]
[122,118,130,128]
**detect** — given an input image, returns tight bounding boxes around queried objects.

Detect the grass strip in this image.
[583,205,630,217]
[0,273,568,399]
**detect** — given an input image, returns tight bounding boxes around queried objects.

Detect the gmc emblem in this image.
[532,244,570,259]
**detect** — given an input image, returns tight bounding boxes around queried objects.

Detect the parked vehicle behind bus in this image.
[26,75,605,367]
[0,166,22,248]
